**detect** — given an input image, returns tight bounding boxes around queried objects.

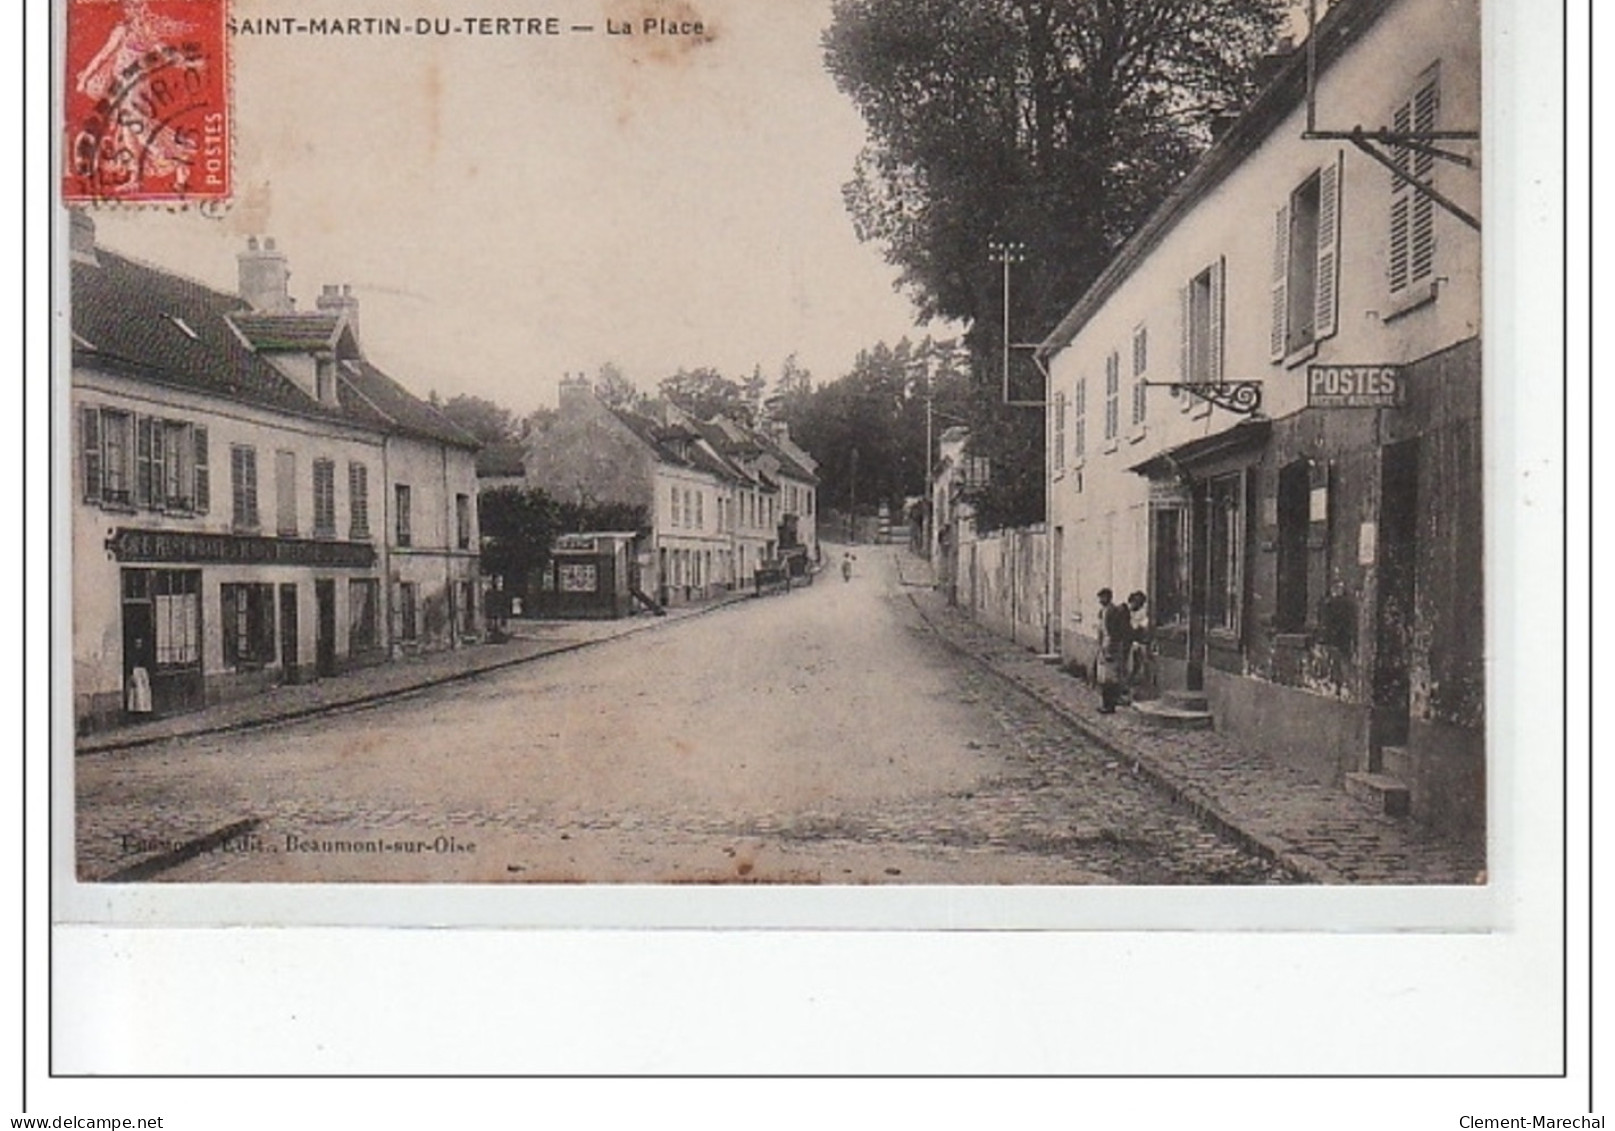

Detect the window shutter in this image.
[255,585,277,661]
[81,407,102,503]
[193,427,209,514]
[1179,284,1193,382]
[1270,205,1289,361]
[134,416,153,508]
[221,585,239,667]
[1314,155,1342,342]
[1209,257,1227,384]
[1409,77,1439,284]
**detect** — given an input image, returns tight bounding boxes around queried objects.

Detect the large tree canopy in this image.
[823,0,1285,527]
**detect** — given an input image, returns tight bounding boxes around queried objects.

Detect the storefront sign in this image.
[555,534,600,552]
[106,528,376,568]
[1307,365,1405,408]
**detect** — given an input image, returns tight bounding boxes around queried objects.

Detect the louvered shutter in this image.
[1210,257,1227,383]
[1410,78,1439,284]
[1314,154,1342,341]
[81,407,102,503]
[134,416,153,508]
[221,585,239,667]
[193,426,209,514]
[1270,205,1289,361]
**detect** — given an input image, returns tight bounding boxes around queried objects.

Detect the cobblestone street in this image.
[76,549,1289,885]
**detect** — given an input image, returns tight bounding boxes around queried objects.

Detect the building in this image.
[1038,0,1482,840]
[71,217,481,732]
[522,377,820,606]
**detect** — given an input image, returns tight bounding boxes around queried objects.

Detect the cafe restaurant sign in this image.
[1306,364,1405,408]
[106,528,377,568]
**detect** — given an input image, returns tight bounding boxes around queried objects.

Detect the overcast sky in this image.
[91,0,942,415]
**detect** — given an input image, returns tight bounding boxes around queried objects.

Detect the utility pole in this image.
[988,239,1026,404]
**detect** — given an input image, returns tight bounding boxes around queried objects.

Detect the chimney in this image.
[238,235,293,312]
[557,372,595,415]
[316,283,360,345]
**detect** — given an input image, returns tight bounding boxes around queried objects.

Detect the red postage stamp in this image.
[62,0,230,204]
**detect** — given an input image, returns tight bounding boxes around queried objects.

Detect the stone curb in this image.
[893,562,1342,885]
[78,590,759,757]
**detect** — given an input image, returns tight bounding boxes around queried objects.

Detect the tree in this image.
[478,486,558,599]
[658,366,755,424]
[593,362,642,410]
[823,0,1285,527]
[438,393,518,447]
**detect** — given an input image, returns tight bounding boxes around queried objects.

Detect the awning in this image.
[1126,419,1272,479]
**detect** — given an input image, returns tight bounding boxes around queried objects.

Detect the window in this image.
[456,493,472,549]
[81,410,207,511]
[1275,460,1312,632]
[395,483,412,546]
[316,360,335,404]
[276,451,298,536]
[685,490,694,530]
[1205,472,1246,635]
[134,417,160,508]
[1052,390,1066,471]
[806,492,813,516]
[349,462,369,539]
[349,579,380,653]
[1390,70,1439,294]
[151,570,202,668]
[670,485,682,527]
[398,581,418,641]
[694,491,703,530]
[1104,351,1121,443]
[221,582,275,668]
[102,411,132,503]
[1270,156,1341,361]
[312,459,336,538]
[161,421,191,507]
[1073,377,1087,461]
[1131,327,1149,427]
[1182,259,1226,385]
[1150,507,1187,628]
[231,445,259,529]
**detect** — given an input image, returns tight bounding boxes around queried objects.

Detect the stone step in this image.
[1344,771,1411,817]
[1160,689,1210,712]
[1130,699,1215,730]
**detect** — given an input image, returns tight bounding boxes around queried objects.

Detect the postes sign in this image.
[1306,365,1405,408]
[106,528,376,568]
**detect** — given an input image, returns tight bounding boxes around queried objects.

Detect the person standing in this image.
[1095,588,1132,714]
[1125,590,1150,702]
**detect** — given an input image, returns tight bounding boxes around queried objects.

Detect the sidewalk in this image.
[77,589,755,756]
[893,550,1485,885]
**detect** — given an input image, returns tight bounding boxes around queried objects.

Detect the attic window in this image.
[165,315,199,341]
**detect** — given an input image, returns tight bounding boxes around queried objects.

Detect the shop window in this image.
[1275,460,1312,632]
[1206,472,1246,635]
[349,462,370,539]
[231,445,259,530]
[313,459,336,538]
[221,582,275,669]
[1150,506,1187,627]
[1270,155,1342,361]
[349,578,380,653]
[152,571,202,668]
[395,483,412,546]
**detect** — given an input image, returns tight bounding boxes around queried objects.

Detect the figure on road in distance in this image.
[841,552,854,582]
[1095,588,1132,714]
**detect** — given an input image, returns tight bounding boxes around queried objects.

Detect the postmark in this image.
[63,0,230,205]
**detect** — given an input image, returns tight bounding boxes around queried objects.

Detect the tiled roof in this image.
[230,312,343,351]
[71,249,349,422]
[338,361,480,450]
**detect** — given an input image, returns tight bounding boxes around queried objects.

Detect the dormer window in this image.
[316,359,336,404]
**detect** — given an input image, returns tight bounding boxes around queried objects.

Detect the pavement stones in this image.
[895,551,1486,886]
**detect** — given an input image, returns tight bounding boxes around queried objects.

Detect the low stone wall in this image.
[959,525,1049,651]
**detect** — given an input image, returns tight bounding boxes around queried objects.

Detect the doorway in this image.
[279,583,300,683]
[315,578,337,677]
[1372,439,1420,758]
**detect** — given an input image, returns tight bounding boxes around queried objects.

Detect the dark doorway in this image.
[315,579,337,677]
[1276,460,1312,632]
[1186,482,1209,691]
[279,584,300,683]
[1372,439,1420,757]
[121,598,155,715]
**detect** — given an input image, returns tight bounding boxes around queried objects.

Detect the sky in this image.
[90,0,943,416]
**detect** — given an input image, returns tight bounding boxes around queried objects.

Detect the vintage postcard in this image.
[54,0,1525,933]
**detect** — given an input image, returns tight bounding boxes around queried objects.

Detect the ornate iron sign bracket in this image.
[1139,380,1263,416]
